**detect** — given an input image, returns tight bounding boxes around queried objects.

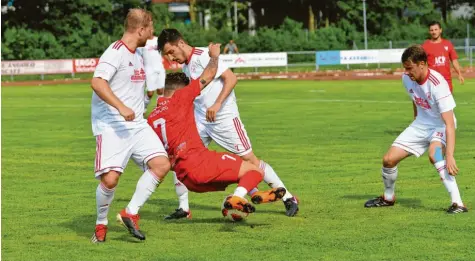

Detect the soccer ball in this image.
[221,195,249,222]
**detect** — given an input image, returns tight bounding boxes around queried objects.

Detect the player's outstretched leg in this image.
[428,142,467,214]
[92,171,119,243]
[165,172,192,220]
[117,157,170,240]
[365,146,409,208]
[242,152,299,216]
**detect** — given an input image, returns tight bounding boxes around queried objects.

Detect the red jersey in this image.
[147,79,205,166]
[422,39,457,81]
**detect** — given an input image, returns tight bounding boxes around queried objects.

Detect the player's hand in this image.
[206,102,221,122]
[446,155,459,176]
[119,106,135,121]
[458,74,464,85]
[208,43,221,58]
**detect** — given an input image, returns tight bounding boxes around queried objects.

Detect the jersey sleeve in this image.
[173,79,201,104]
[433,79,456,113]
[93,47,122,82]
[197,50,229,80]
[447,41,458,60]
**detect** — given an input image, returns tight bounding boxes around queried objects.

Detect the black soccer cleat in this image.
[446,203,468,214]
[164,208,192,220]
[283,196,299,217]
[116,209,146,240]
[364,196,395,208]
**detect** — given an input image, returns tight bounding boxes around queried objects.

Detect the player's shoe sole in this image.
[223,196,255,213]
[116,212,146,240]
[251,187,287,204]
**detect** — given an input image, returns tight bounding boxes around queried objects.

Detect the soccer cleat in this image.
[446,203,468,214]
[116,209,146,240]
[164,208,192,220]
[364,196,395,208]
[283,196,299,217]
[91,224,107,243]
[223,196,255,213]
[251,187,287,204]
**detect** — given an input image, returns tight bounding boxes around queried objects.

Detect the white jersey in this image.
[91,40,147,136]
[140,37,166,90]
[182,47,238,122]
[402,69,456,128]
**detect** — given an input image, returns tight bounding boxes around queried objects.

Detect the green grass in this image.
[2,79,475,261]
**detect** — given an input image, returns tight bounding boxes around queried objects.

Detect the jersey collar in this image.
[417,69,430,85]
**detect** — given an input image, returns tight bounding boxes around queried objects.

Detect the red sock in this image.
[238,170,263,191]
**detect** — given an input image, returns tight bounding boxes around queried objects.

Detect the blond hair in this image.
[124,8,153,32]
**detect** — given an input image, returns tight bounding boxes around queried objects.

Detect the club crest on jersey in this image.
[444,46,448,51]
[414,96,431,109]
[131,68,146,81]
[190,62,199,74]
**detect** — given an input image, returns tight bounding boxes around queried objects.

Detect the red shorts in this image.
[174,150,242,193]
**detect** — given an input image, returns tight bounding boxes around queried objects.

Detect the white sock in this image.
[259,160,293,200]
[96,183,115,225]
[248,188,259,196]
[126,170,161,215]
[144,94,151,110]
[382,166,398,201]
[173,172,189,211]
[434,161,463,206]
[233,187,248,198]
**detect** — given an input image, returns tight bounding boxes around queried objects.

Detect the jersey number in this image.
[221,154,236,161]
[153,118,168,149]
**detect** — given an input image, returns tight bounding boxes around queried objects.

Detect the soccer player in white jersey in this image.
[156,29,299,218]
[365,45,467,214]
[140,36,166,112]
[90,9,171,243]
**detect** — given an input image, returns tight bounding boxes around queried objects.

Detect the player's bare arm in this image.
[451,59,464,84]
[198,43,221,90]
[441,110,458,175]
[91,77,135,121]
[206,68,238,122]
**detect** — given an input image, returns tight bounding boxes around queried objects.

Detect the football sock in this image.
[234,170,263,198]
[96,182,115,225]
[173,172,190,211]
[144,94,151,110]
[382,166,398,201]
[260,160,293,200]
[126,170,161,215]
[434,160,463,206]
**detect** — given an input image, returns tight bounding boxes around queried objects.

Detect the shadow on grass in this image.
[342,194,422,208]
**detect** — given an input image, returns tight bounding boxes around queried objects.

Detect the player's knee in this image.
[382,154,398,168]
[100,171,120,189]
[241,152,260,167]
[148,156,171,179]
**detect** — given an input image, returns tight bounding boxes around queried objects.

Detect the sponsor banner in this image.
[340,50,379,64]
[377,48,405,63]
[73,58,99,73]
[220,52,287,68]
[316,51,341,65]
[1,59,73,75]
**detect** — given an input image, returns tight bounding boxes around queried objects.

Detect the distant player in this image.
[422,21,464,92]
[157,29,299,219]
[90,9,171,243]
[148,43,286,215]
[364,45,467,214]
[140,36,166,112]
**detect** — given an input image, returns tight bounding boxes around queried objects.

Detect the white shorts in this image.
[392,125,446,157]
[196,115,253,156]
[146,72,165,92]
[94,126,167,178]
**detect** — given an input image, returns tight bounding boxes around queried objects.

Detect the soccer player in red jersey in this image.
[147,43,286,216]
[422,21,464,92]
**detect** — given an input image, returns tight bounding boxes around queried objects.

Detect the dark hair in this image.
[157,29,183,51]
[428,21,442,29]
[401,44,427,64]
[165,72,189,91]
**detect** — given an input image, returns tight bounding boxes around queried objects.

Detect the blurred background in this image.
[1,0,474,80]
